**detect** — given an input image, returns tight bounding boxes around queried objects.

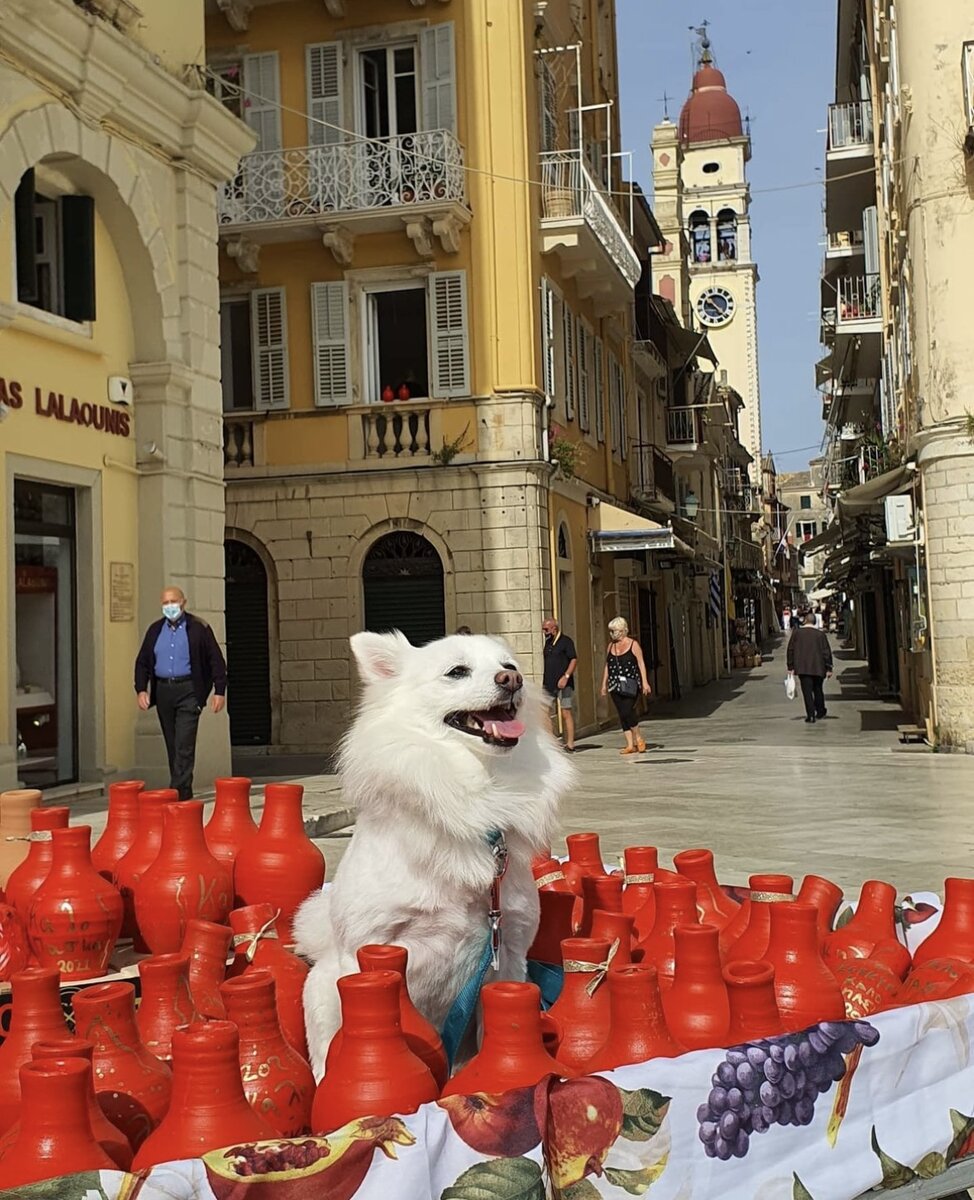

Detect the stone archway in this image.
[362,531,446,646]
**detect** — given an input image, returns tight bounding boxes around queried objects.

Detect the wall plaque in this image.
[110,562,135,622]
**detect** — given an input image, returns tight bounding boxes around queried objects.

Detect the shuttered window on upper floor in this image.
[251,287,290,410]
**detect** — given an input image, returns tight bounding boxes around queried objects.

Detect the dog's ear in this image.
[350,631,411,683]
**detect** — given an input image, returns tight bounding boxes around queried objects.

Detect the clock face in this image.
[696,286,736,327]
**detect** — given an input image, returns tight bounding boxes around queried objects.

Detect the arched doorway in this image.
[224,539,272,745]
[363,531,445,645]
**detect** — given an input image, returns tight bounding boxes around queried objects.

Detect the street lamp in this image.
[683,490,700,521]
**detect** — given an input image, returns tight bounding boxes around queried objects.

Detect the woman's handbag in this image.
[612,676,640,698]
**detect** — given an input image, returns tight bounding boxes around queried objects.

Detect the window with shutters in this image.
[307,43,343,145]
[312,281,350,407]
[242,53,282,151]
[577,322,592,432]
[251,287,290,411]
[608,351,621,456]
[220,298,255,412]
[594,336,605,443]
[540,278,556,406]
[348,25,456,140]
[14,170,96,323]
[562,304,576,421]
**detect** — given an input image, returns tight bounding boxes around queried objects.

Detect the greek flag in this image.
[709,572,722,619]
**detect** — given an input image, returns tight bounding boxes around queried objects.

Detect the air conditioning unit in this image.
[884,494,915,543]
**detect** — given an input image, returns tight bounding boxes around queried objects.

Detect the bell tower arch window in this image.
[717,209,737,261]
[689,210,711,264]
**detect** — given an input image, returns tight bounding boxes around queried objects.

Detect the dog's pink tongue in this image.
[483,715,525,739]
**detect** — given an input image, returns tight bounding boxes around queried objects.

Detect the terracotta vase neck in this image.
[609,968,665,1031]
[566,833,602,869]
[169,1024,244,1102]
[854,880,896,926]
[221,975,281,1042]
[8,969,65,1035]
[943,878,974,922]
[74,985,140,1049]
[652,882,697,927]
[47,826,94,874]
[674,849,718,887]
[768,903,820,960]
[674,924,720,972]
[159,802,209,858]
[338,971,404,1038]
[259,786,306,837]
[559,938,612,996]
[213,778,252,809]
[19,1061,91,1137]
[749,874,795,902]
[480,988,544,1055]
[584,875,623,912]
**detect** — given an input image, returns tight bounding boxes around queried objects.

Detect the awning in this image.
[815,355,833,389]
[800,523,843,556]
[665,323,718,367]
[836,463,914,517]
[588,503,675,554]
[809,587,835,601]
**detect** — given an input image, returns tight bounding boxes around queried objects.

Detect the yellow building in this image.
[205,0,663,747]
[0,0,251,792]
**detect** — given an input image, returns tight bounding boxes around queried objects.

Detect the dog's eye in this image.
[445,665,471,679]
[501,662,518,671]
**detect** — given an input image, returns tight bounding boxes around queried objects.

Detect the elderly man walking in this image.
[135,585,227,799]
[787,608,833,724]
[542,617,578,752]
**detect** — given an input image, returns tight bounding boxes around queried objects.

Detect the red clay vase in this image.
[114,789,175,946]
[913,878,974,967]
[765,902,846,1032]
[0,905,30,979]
[663,924,730,1050]
[562,832,605,896]
[182,918,232,1018]
[72,981,172,1150]
[136,953,198,1061]
[234,784,325,942]
[720,874,793,958]
[134,801,232,954]
[221,970,315,1137]
[823,880,911,977]
[0,1059,116,1187]
[228,903,309,1058]
[637,878,700,989]
[726,875,796,963]
[351,944,447,1088]
[945,963,974,998]
[723,960,784,1041]
[0,789,41,888]
[532,853,574,893]
[584,964,680,1071]
[442,981,573,1094]
[310,970,439,1135]
[674,848,739,931]
[831,942,904,1018]
[797,873,844,944]
[4,806,70,920]
[547,937,613,1071]
[133,1020,277,1168]
[622,846,658,939]
[0,967,71,1133]
[528,890,577,964]
[205,777,258,892]
[579,873,624,936]
[895,956,974,1006]
[91,781,144,881]
[27,826,124,981]
[590,909,638,968]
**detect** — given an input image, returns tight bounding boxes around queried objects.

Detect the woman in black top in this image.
[599,616,651,755]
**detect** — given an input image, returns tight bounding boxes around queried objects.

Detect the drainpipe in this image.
[918,465,938,742]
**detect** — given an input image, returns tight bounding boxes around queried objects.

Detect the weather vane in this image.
[658,89,671,120]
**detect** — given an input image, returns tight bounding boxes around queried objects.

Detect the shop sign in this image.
[0,376,130,438]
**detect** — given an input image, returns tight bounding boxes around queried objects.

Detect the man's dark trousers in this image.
[155,677,201,800]
[799,674,826,721]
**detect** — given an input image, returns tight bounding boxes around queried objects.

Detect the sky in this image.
[616,0,835,475]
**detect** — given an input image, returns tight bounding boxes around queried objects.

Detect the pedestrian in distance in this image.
[787,608,833,724]
[542,617,577,752]
[600,616,651,755]
[134,585,227,799]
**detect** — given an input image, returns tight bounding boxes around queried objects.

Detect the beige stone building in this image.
[0,0,250,792]
[779,462,829,600]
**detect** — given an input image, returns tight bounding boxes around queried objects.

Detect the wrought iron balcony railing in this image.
[218,130,466,227]
[828,100,874,151]
[665,406,705,447]
[837,274,882,324]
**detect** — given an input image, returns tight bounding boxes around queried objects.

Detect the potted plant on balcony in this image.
[549,425,585,480]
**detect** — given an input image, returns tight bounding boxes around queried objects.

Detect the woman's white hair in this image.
[608,616,629,634]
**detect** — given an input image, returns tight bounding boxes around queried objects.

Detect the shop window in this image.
[800,494,812,509]
[689,210,711,263]
[15,169,96,323]
[716,209,737,261]
[220,298,256,412]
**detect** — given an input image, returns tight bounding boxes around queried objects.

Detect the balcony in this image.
[223,413,264,469]
[825,101,875,233]
[539,151,641,314]
[837,274,882,331]
[665,406,706,456]
[827,101,873,153]
[217,131,470,254]
[826,229,864,258]
[633,446,676,510]
[727,536,763,572]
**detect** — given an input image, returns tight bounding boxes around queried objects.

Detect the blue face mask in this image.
[162,602,182,622]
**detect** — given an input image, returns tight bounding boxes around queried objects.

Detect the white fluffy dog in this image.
[293,630,574,1079]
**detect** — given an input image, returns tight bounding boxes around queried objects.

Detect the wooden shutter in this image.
[618,359,628,459]
[594,335,605,442]
[421,22,457,134]
[863,205,880,278]
[578,322,591,432]
[562,304,575,420]
[540,278,555,404]
[251,287,290,410]
[14,170,37,303]
[429,270,470,398]
[242,53,282,151]
[311,281,350,406]
[608,352,620,454]
[306,43,343,146]
[61,195,96,322]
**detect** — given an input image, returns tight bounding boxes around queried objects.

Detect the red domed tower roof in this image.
[679,42,744,144]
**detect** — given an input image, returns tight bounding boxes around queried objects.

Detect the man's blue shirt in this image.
[154,617,191,678]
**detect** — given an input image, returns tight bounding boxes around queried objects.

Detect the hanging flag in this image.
[709,572,722,619]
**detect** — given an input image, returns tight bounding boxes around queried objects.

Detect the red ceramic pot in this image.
[72,981,172,1150]
[726,875,796,963]
[0,790,41,889]
[723,960,784,1041]
[220,971,315,1137]
[114,789,176,945]
[531,853,574,894]
[944,963,974,998]
[28,826,124,981]
[4,806,70,920]
[913,878,974,967]
[0,1059,116,1187]
[584,964,680,1071]
[797,873,844,944]
[622,846,658,940]
[578,873,624,937]
[133,1020,277,1168]
[590,909,638,968]
[355,944,447,1088]
[528,890,577,965]
[765,902,846,1032]
[204,777,258,893]
[234,784,325,942]
[824,880,911,977]
[397,383,411,401]
[547,937,613,1071]
[227,903,309,1058]
[91,781,144,881]
[663,924,730,1051]
[831,943,903,1018]
[24,1040,132,1168]
[134,801,232,954]
[895,956,974,1006]
[310,970,439,1135]
[0,905,30,980]
[136,953,198,1061]
[381,385,395,403]
[182,918,233,1018]
[562,833,605,896]
[673,848,740,931]
[0,968,71,1133]
[442,981,572,1094]
[637,878,699,989]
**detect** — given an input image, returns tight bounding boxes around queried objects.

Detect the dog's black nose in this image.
[495,669,523,694]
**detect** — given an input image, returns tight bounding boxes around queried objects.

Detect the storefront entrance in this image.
[363,531,445,646]
[13,479,78,787]
[225,539,272,746]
